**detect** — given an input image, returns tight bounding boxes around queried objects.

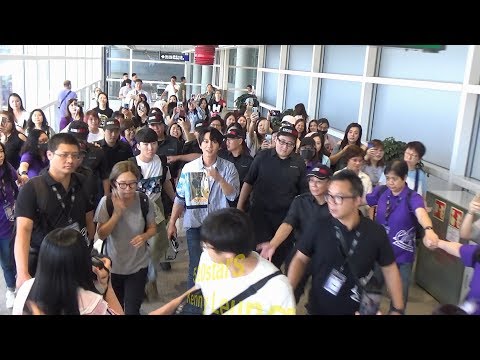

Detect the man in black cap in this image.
[237,125,307,269]
[68,120,109,207]
[218,126,253,208]
[258,165,332,303]
[98,118,133,176]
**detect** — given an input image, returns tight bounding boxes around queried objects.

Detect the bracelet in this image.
[389,305,405,315]
[424,226,433,231]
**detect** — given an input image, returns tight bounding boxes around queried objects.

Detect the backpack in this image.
[375,185,424,239]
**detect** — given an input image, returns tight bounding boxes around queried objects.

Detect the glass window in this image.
[107,60,130,79]
[0,59,20,109]
[378,45,468,83]
[77,46,85,58]
[131,62,185,82]
[37,46,48,56]
[371,85,460,169]
[50,60,66,101]
[24,60,38,110]
[228,67,236,84]
[323,45,366,75]
[133,50,160,61]
[86,45,92,58]
[66,46,78,57]
[263,72,278,106]
[49,45,65,56]
[469,98,480,180]
[265,45,281,69]
[37,60,50,107]
[0,45,23,55]
[215,49,220,64]
[77,59,85,90]
[25,46,36,56]
[109,46,130,59]
[285,75,309,110]
[226,90,235,108]
[317,79,362,133]
[288,45,312,72]
[229,49,237,66]
[66,59,78,92]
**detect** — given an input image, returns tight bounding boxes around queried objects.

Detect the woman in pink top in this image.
[12,228,123,315]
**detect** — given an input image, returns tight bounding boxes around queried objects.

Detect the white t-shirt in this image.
[195,251,296,315]
[136,155,171,203]
[87,128,105,143]
[164,83,179,100]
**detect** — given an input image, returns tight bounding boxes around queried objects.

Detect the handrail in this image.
[38,80,101,111]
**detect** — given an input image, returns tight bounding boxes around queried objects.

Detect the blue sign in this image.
[182,54,189,61]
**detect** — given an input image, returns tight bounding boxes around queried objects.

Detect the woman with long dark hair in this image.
[25,109,56,139]
[329,122,367,171]
[0,141,18,309]
[7,93,28,133]
[12,227,123,315]
[0,110,26,170]
[18,129,49,182]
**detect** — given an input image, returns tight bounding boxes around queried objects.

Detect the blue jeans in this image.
[186,227,202,289]
[0,237,16,289]
[398,262,413,309]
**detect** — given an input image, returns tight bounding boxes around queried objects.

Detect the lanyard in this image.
[0,178,13,205]
[384,194,402,225]
[51,185,75,223]
[334,225,359,272]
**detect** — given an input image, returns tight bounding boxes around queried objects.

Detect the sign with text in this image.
[433,199,446,222]
[160,52,189,62]
[449,206,464,230]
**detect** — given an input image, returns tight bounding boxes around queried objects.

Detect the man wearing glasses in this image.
[237,125,307,269]
[14,133,96,289]
[288,170,404,315]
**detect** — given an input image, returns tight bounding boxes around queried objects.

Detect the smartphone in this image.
[265,134,272,143]
[367,141,374,149]
[252,107,258,113]
[77,100,85,108]
[122,104,129,109]
[170,236,179,252]
[177,101,184,108]
[91,256,105,280]
[358,290,382,315]
[269,110,281,117]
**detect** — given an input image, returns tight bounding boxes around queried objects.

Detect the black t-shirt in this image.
[243,148,307,212]
[297,215,395,315]
[82,143,109,180]
[98,139,134,174]
[157,135,183,178]
[5,132,24,170]
[218,149,254,207]
[283,193,330,243]
[14,172,95,249]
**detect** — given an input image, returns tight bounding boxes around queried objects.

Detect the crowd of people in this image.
[0,74,478,316]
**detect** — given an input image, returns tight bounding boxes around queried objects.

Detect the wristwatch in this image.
[20,171,28,176]
[424,226,433,231]
[389,305,405,315]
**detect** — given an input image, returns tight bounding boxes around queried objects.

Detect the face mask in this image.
[300,148,315,161]
[38,143,48,153]
[320,130,328,135]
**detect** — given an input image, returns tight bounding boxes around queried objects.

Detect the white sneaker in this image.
[6,288,15,309]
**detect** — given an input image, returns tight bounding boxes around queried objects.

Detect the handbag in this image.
[175,270,282,315]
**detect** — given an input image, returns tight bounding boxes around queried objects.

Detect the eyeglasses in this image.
[324,193,357,205]
[115,181,138,189]
[404,151,419,159]
[54,152,83,160]
[277,139,295,148]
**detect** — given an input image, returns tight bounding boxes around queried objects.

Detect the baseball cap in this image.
[277,125,298,140]
[225,127,245,140]
[103,118,120,131]
[282,115,296,125]
[68,120,89,141]
[307,164,333,180]
[147,112,164,125]
[135,127,158,143]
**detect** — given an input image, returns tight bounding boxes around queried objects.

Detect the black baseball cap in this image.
[68,120,89,141]
[103,118,120,131]
[277,125,298,140]
[225,127,245,140]
[307,164,333,180]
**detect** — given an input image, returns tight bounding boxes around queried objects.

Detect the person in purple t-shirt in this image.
[17,129,49,183]
[366,160,439,308]
[0,141,18,308]
[424,238,480,315]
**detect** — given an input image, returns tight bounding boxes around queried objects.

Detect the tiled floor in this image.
[0,240,439,315]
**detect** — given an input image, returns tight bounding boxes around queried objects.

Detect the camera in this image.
[77,100,85,108]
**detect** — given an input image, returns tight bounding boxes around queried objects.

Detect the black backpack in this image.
[375,185,424,239]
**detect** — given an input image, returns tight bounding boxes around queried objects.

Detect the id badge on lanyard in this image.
[3,202,14,222]
[324,268,346,296]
